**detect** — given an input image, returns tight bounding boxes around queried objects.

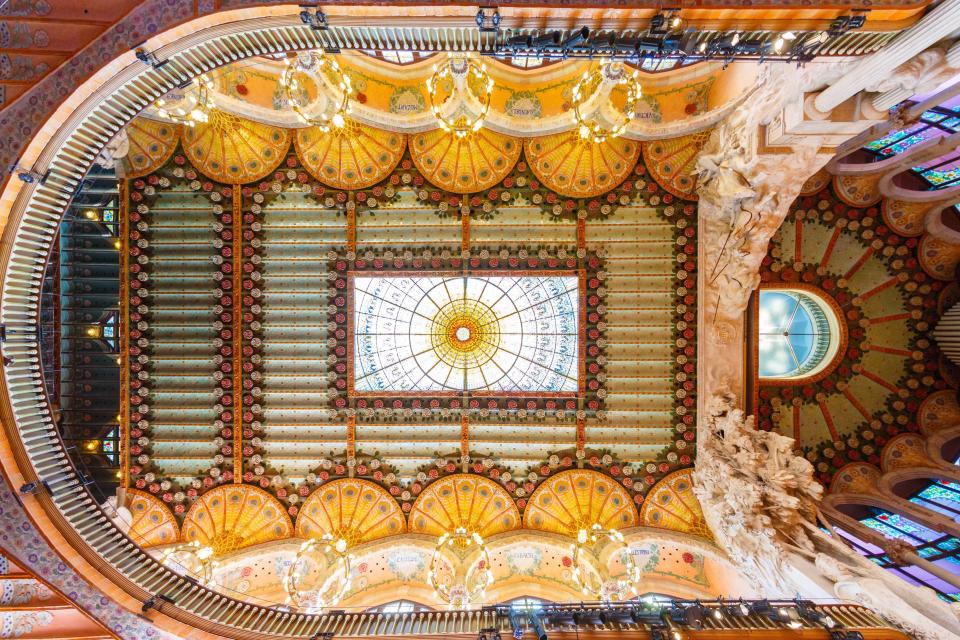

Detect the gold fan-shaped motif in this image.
[639,469,711,539]
[524,131,639,199]
[408,474,519,538]
[296,478,405,546]
[919,390,960,435]
[832,173,882,208]
[523,470,637,535]
[181,485,291,555]
[882,434,938,472]
[182,110,290,184]
[830,463,881,495]
[123,118,180,179]
[641,131,710,201]
[296,121,406,190]
[410,128,521,194]
[125,489,179,548]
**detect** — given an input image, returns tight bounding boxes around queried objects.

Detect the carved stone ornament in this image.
[863,45,960,101]
[695,392,960,640]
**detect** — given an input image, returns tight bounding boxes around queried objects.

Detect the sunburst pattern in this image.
[408,474,519,538]
[524,132,639,199]
[295,120,405,189]
[410,128,520,194]
[296,478,405,545]
[125,489,179,548]
[182,110,290,184]
[641,131,711,200]
[523,470,637,535]
[181,485,291,554]
[639,469,711,539]
[123,117,180,179]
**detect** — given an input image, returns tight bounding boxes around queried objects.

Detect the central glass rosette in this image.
[351,275,579,393]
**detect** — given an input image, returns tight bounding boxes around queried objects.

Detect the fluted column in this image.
[871,41,960,111]
[815,0,960,113]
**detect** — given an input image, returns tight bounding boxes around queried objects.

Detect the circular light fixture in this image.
[427,527,494,609]
[159,540,219,587]
[569,524,641,601]
[283,535,353,613]
[280,51,353,132]
[571,59,642,144]
[154,75,216,127]
[426,55,495,138]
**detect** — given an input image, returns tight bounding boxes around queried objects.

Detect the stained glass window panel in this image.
[352,275,579,393]
[911,480,960,523]
[758,290,834,378]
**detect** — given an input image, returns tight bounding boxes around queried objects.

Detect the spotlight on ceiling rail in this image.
[10,164,49,185]
[299,4,329,30]
[531,31,561,48]
[830,632,865,640]
[650,8,681,35]
[476,7,501,32]
[561,26,590,50]
[141,594,175,614]
[478,627,502,640]
[18,480,51,495]
[132,45,167,69]
[828,11,868,37]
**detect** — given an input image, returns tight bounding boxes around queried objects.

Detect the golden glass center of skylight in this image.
[351,274,579,394]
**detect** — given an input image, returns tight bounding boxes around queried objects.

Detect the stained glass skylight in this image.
[758,290,836,379]
[352,274,579,394]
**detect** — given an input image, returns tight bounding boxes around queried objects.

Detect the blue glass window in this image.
[100,311,119,351]
[864,103,960,158]
[102,426,119,465]
[910,480,960,524]
[833,522,960,602]
[758,290,835,379]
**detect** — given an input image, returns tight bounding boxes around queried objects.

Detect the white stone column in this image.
[815,0,960,113]
[870,41,960,111]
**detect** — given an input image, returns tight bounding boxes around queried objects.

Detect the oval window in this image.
[758,289,841,380]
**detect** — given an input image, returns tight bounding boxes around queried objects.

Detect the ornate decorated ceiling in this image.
[754,165,959,487]
[66,47,728,611]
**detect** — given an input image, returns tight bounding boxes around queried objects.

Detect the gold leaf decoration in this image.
[123,117,180,179]
[296,478,405,545]
[182,110,290,184]
[639,469,711,539]
[409,474,519,538]
[181,485,292,554]
[410,128,520,194]
[296,121,406,190]
[126,489,179,548]
[524,131,639,199]
[641,131,711,200]
[523,469,638,535]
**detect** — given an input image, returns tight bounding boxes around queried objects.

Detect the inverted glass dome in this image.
[758,289,838,379]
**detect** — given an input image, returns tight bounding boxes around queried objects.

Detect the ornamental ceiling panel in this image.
[523,470,638,535]
[408,474,519,538]
[641,131,711,201]
[295,478,406,544]
[122,117,180,179]
[524,133,640,199]
[757,182,947,488]
[639,469,711,540]
[181,485,292,555]
[181,111,291,184]
[124,489,180,548]
[409,128,521,194]
[295,120,406,190]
